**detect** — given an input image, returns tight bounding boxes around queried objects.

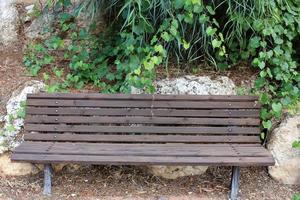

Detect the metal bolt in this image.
[55,101,58,104]
[228,128,233,132]
[55,118,58,121]
[55,110,58,113]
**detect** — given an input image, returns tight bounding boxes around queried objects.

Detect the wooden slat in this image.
[24,134,261,143]
[28,93,259,101]
[15,142,262,149]
[25,116,260,126]
[25,124,260,134]
[11,154,275,166]
[26,107,260,118]
[13,143,270,157]
[27,99,261,109]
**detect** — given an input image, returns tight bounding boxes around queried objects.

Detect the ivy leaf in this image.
[292,141,300,149]
[260,132,266,140]
[212,39,222,48]
[161,32,172,42]
[274,37,284,45]
[258,61,266,69]
[262,120,272,129]
[206,26,217,36]
[272,102,282,117]
[206,6,215,15]
[199,14,209,23]
[260,93,270,104]
[182,40,190,50]
[260,108,269,120]
[249,36,261,49]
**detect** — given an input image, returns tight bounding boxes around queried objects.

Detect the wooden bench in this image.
[11,93,274,199]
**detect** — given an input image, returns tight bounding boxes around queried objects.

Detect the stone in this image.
[0,152,39,176]
[144,75,237,179]
[0,0,19,46]
[268,115,300,185]
[24,4,34,22]
[0,80,45,153]
[52,163,83,173]
[147,166,208,180]
[156,75,236,95]
[25,13,55,39]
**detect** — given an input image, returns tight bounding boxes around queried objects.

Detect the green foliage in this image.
[292,141,300,149]
[24,0,300,134]
[293,194,300,200]
[223,0,300,135]
[24,0,226,92]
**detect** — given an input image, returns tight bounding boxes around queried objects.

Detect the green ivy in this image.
[224,0,300,134]
[24,0,300,137]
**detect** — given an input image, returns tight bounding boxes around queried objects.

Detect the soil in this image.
[0,166,299,200]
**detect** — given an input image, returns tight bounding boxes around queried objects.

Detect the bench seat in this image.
[13,142,274,166]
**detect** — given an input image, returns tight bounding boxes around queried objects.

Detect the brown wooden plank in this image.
[25,124,260,134]
[24,133,261,143]
[11,153,275,166]
[28,93,259,101]
[25,116,260,126]
[15,142,262,149]
[26,107,260,118]
[27,99,261,109]
[14,143,270,157]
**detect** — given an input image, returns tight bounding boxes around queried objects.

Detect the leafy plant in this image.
[292,141,300,149]
[293,194,300,200]
[24,0,300,136]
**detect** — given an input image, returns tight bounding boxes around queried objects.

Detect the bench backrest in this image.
[24,93,261,144]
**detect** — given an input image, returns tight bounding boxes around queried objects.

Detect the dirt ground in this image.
[0,166,299,200]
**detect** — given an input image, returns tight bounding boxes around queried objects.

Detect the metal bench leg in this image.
[230,166,240,200]
[43,164,52,196]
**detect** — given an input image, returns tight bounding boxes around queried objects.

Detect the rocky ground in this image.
[1,166,299,200]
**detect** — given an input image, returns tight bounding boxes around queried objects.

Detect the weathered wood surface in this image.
[11,93,274,166]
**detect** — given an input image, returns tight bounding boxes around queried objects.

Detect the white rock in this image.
[25,4,34,11]
[0,0,19,46]
[24,4,34,22]
[0,80,45,153]
[25,13,55,39]
[0,115,4,122]
[144,75,237,179]
[0,152,39,176]
[268,115,300,185]
[156,75,236,95]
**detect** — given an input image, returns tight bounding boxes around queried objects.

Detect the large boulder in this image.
[0,0,19,46]
[0,80,45,154]
[268,115,300,185]
[140,75,237,179]
[0,152,39,176]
